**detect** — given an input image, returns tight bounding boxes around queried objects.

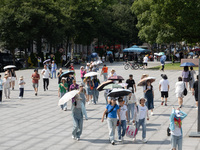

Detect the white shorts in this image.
[11,77,16,81]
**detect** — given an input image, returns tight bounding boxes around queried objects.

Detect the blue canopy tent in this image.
[123,45,150,54]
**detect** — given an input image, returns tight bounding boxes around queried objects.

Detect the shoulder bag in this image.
[106,104,116,119]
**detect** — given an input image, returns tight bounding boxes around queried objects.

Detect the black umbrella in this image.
[61,71,74,77]
[107,89,131,97]
[97,80,113,91]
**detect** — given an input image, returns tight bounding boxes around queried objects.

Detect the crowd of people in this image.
[0,57,199,150]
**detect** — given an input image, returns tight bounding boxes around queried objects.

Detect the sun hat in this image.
[138,97,147,103]
[161,74,168,80]
[141,74,149,79]
[61,77,66,80]
[111,68,115,72]
[20,76,23,80]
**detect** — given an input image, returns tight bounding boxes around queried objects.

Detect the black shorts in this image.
[161,91,168,98]
[143,63,147,66]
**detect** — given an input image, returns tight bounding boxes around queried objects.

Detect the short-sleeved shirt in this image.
[126,79,135,92]
[32,73,40,83]
[117,105,127,120]
[70,84,79,91]
[106,104,120,118]
[102,67,108,73]
[59,83,68,93]
[159,79,169,92]
[193,80,198,98]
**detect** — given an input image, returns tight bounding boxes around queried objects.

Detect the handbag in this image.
[89,81,94,90]
[116,120,120,126]
[167,126,171,136]
[126,125,136,138]
[106,104,116,119]
[183,83,187,96]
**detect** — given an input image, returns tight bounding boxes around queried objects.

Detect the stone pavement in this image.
[0,62,200,150]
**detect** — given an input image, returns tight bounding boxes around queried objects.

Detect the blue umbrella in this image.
[91,52,98,58]
[180,62,195,67]
[123,45,150,54]
[189,52,194,55]
[107,51,113,55]
[61,71,74,77]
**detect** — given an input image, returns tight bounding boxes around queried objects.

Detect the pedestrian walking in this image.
[58,77,68,111]
[182,66,189,89]
[159,74,170,106]
[69,79,79,91]
[101,64,108,81]
[31,69,40,96]
[126,74,136,93]
[0,75,3,103]
[18,76,25,99]
[51,60,57,79]
[80,66,86,83]
[117,98,128,142]
[143,55,148,69]
[67,74,74,91]
[71,94,87,141]
[127,87,137,122]
[79,83,86,106]
[85,63,90,73]
[37,56,41,68]
[170,107,187,150]
[41,64,51,91]
[133,97,149,143]
[92,75,100,104]
[108,68,117,78]
[143,80,154,115]
[57,68,63,84]
[175,77,185,108]
[3,74,11,99]
[84,77,94,105]
[189,67,196,91]
[101,98,121,145]
[10,68,17,90]
[192,75,198,109]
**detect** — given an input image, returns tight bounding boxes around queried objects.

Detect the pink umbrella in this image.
[108,76,124,81]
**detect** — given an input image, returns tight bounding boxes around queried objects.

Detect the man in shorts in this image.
[159,74,169,106]
[31,69,40,96]
[143,55,148,69]
[192,75,198,109]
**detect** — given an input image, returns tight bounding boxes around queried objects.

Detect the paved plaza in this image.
[0,62,200,150]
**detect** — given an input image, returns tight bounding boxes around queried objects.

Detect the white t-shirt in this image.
[171,124,182,136]
[138,105,147,120]
[117,105,127,120]
[159,79,169,92]
[19,80,25,88]
[143,56,148,63]
[175,81,185,93]
[41,69,50,78]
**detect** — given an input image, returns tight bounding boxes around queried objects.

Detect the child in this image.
[133,97,149,143]
[0,75,3,103]
[170,107,187,150]
[117,98,128,142]
[18,76,26,99]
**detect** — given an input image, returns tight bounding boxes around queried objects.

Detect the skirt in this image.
[86,87,93,95]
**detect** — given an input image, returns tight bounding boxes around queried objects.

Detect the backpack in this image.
[188,71,192,81]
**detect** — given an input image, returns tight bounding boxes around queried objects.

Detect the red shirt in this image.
[32,73,40,83]
[102,67,108,73]
[71,65,74,70]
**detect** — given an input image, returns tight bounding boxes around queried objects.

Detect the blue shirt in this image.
[0,79,3,90]
[106,104,119,118]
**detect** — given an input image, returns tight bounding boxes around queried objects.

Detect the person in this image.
[31,69,40,96]
[117,98,128,142]
[101,64,108,81]
[192,75,198,109]
[127,87,137,122]
[3,74,11,99]
[101,98,121,145]
[71,94,88,141]
[0,75,3,103]
[133,97,149,143]
[69,79,79,91]
[67,74,74,91]
[41,64,51,91]
[143,55,148,69]
[126,74,136,93]
[182,66,189,89]
[108,68,117,78]
[143,80,154,115]
[10,69,17,90]
[160,57,165,72]
[85,63,90,73]
[79,83,86,106]
[170,107,187,150]
[18,76,25,99]
[92,75,100,104]
[159,74,170,106]
[58,77,68,111]
[37,56,41,68]
[57,68,63,84]
[175,77,185,108]
[189,67,196,91]
[84,77,94,104]
[80,66,86,83]
[51,60,57,79]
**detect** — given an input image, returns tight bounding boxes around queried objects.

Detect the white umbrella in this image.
[84,72,99,77]
[118,83,128,87]
[58,90,79,106]
[3,65,16,70]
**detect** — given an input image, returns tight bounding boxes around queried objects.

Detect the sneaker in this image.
[161,101,164,105]
[165,103,167,106]
[111,140,115,145]
[151,112,154,116]
[76,138,80,141]
[63,108,67,111]
[72,136,76,140]
[133,137,136,142]
[118,138,122,142]
[142,138,147,143]
[88,101,90,105]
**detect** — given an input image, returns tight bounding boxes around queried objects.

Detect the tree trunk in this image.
[71,38,74,61]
